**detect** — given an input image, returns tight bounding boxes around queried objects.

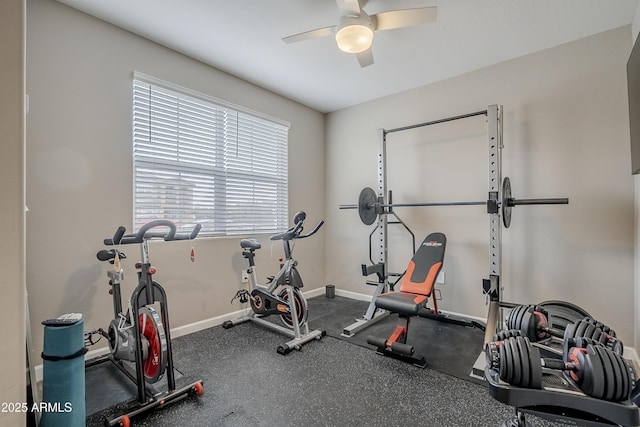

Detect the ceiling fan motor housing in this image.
[335,12,374,53]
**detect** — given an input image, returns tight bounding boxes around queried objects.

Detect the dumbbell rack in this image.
[486,367,640,426]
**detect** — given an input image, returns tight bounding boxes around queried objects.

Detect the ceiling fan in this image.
[282,0,438,67]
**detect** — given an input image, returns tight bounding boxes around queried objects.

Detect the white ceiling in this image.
[55,0,639,113]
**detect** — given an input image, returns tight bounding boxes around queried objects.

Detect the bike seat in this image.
[240,239,262,250]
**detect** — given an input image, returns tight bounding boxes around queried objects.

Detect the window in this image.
[132,73,289,235]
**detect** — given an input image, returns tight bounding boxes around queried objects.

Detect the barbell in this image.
[339,177,569,228]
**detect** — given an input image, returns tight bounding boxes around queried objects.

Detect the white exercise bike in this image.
[223,211,326,354]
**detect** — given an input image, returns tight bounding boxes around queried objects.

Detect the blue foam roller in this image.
[40,319,86,427]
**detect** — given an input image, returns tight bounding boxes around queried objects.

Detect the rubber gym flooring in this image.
[86,295,564,426]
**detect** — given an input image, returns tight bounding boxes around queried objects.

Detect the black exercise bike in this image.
[85,220,203,427]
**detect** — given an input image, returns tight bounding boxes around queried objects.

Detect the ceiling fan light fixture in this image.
[335,18,374,54]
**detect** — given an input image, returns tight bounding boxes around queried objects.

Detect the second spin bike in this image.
[223,211,326,354]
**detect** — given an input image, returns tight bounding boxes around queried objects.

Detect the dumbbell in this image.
[486,335,635,402]
[499,305,622,354]
[493,319,624,355]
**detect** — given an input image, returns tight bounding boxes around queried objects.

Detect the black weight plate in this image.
[505,306,516,328]
[573,319,590,339]
[528,340,543,389]
[590,328,604,343]
[610,337,624,355]
[602,346,624,401]
[610,349,630,402]
[505,306,520,330]
[584,345,606,399]
[521,309,539,341]
[493,329,521,342]
[498,340,510,382]
[605,346,625,401]
[581,323,597,340]
[620,355,632,401]
[507,305,529,336]
[503,338,516,384]
[594,345,615,401]
[562,324,577,361]
[502,177,512,228]
[585,317,604,330]
[512,306,529,335]
[358,187,378,226]
[505,306,517,328]
[515,336,529,388]
[509,337,522,386]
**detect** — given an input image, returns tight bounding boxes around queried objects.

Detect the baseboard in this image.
[304,286,327,299]
[170,307,251,338]
[334,287,373,302]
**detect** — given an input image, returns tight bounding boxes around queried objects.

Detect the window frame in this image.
[131,72,290,236]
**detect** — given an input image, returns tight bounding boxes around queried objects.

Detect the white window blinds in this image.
[132,75,289,235]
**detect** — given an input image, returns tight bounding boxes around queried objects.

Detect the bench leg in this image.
[366,316,427,368]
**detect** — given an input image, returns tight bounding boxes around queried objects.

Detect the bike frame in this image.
[224,213,325,354]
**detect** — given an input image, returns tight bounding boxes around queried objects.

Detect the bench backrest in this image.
[399,232,446,296]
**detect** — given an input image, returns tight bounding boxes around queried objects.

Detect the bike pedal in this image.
[231,289,250,304]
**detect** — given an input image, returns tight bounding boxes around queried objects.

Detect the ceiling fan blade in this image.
[372,6,438,31]
[336,0,363,16]
[282,26,336,44]
[356,48,374,67]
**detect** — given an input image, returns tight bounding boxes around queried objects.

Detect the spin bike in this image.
[85,220,203,427]
[222,211,326,354]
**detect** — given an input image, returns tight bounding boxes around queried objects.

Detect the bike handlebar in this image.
[269,211,324,241]
[103,220,202,246]
[298,220,324,239]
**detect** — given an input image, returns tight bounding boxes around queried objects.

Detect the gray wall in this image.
[633,0,640,367]
[0,1,26,426]
[26,0,326,362]
[326,26,636,347]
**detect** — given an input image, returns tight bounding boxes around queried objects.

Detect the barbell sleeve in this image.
[508,197,569,207]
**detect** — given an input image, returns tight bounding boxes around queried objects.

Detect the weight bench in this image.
[366,232,446,368]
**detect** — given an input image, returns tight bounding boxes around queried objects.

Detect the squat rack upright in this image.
[341,105,505,338]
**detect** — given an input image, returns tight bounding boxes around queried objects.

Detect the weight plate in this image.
[594,345,615,401]
[502,338,515,384]
[584,345,606,399]
[528,340,543,389]
[614,351,631,402]
[502,177,512,228]
[602,345,624,401]
[358,187,378,226]
[514,336,527,387]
